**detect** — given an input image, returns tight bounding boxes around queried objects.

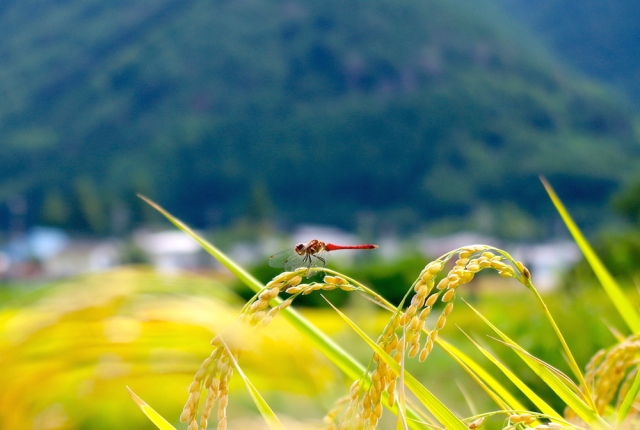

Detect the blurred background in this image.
[1,0,640,428]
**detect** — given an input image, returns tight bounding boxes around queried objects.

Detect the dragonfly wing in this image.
[270,250,308,272]
[269,249,329,274]
[269,249,297,268]
[309,251,329,268]
[283,254,307,272]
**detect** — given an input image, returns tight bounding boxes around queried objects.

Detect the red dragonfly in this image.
[269,239,378,273]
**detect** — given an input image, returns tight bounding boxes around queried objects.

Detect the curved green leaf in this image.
[457,330,561,420]
[437,338,522,412]
[541,177,640,333]
[126,386,177,430]
[523,278,596,409]
[465,300,610,429]
[616,369,640,428]
[139,195,364,378]
[219,339,285,430]
[140,196,426,425]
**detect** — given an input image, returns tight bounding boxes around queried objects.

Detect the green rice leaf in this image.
[541,177,640,333]
[616,368,640,427]
[522,278,596,408]
[458,330,562,420]
[219,338,286,430]
[138,195,263,292]
[465,301,610,429]
[324,297,467,430]
[490,337,581,394]
[456,382,478,417]
[139,195,365,378]
[140,196,426,423]
[126,386,177,430]
[437,338,522,411]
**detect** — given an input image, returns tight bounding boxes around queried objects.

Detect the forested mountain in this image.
[1,0,638,237]
[496,0,640,103]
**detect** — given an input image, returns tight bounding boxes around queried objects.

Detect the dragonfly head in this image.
[294,242,307,255]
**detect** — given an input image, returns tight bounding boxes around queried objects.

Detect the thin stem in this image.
[526,279,597,411]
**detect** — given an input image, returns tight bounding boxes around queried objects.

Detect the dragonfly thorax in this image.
[294,239,326,256]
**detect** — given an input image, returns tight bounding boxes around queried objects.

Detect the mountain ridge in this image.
[0,0,637,238]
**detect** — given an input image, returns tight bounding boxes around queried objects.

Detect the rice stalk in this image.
[323,245,534,429]
[171,237,601,430]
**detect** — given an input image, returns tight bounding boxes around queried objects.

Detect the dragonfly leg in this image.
[302,254,318,278]
[303,254,312,267]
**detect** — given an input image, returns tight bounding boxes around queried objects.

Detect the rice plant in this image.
[131,181,640,429]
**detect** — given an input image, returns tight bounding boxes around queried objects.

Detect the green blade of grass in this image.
[323,296,468,430]
[437,338,523,412]
[465,301,610,429]
[541,177,640,333]
[139,195,364,377]
[458,330,562,420]
[490,337,581,393]
[139,195,263,292]
[126,386,177,430]
[219,338,286,430]
[518,280,596,409]
[140,196,426,426]
[456,383,478,417]
[616,368,640,428]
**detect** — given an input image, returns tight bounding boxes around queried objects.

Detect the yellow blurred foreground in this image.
[0,268,339,429]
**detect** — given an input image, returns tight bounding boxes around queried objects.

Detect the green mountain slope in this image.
[497,0,640,103]
[0,0,638,235]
